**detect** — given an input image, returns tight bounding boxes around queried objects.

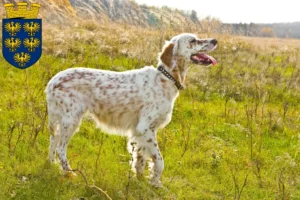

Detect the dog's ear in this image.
[171,37,179,56]
[160,42,174,68]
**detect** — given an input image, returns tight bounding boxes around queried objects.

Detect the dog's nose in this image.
[211,39,218,46]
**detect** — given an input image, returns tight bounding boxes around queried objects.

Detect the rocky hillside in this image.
[1,0,299,38]
[1,0,200,28]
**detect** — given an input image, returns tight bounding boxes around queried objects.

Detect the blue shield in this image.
[2,18,42,69]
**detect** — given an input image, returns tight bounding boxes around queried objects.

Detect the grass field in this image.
[1,22,300,199]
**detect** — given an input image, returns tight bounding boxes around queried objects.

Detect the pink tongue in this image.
[205,54,217,65]
[194,54,217,65]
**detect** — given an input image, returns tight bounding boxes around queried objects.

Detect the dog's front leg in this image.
[147,138,164,187]
[129,129,164,187]
[128,141,147,176]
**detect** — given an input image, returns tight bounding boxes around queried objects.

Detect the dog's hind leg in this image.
[57,115,83,172]
[49,126,61,163]
[48,114,61,163]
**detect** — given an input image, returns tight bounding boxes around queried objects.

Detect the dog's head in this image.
[160,33,217,69]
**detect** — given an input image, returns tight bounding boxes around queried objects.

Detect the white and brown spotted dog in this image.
[46,33,217,187]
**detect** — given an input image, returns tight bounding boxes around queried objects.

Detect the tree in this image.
[261,27,276,37]
[190,10,199,24]
[200,16,222,33]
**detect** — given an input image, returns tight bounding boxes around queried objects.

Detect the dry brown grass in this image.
[237,36,300,50]
[42,21,300,69]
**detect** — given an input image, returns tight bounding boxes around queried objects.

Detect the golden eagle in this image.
[5,38,21,52]
[23,37,40,52]
[23,22,40,36]
[4,22,21,36]
[14,52,31,66]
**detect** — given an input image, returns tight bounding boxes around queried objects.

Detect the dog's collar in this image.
[157,65,184,90]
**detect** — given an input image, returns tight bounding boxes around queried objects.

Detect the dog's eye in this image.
[190,38,196,43]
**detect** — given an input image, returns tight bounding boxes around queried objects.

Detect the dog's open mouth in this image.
[190,53,217,66]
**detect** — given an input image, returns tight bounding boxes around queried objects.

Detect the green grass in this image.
[1,25,300,199]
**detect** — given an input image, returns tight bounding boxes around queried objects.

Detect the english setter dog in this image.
[46,33,217,187]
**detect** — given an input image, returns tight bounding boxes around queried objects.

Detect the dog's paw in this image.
[135,173,145,180]
[49,159,59,165]
[65,171,77,179]
[150,180,164,188]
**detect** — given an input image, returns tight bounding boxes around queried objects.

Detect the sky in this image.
[135,0,300,23]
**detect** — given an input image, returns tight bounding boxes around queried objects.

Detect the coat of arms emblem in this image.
[2,3,42,69]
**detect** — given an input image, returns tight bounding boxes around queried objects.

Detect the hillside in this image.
[1,0,200,29]
[1,0,300,38]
